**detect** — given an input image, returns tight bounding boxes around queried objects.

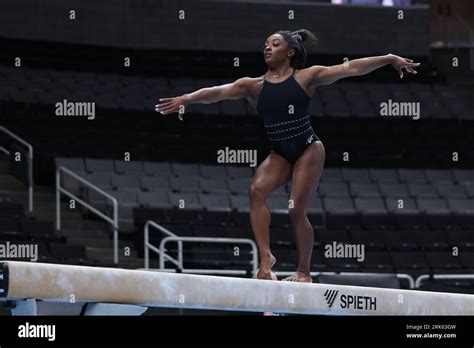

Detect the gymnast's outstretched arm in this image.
[309,53,421,86]
[155,77,252,115]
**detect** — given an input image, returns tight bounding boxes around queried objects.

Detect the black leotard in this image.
[256,67,320,164]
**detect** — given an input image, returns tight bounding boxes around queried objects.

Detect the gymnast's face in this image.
[262,34,293,66]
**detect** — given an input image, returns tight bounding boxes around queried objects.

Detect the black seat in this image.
[199,164,227,178]
[110,174,141,190]
[229,194,250,226]
[170,176,201,193]
[268,195,291,226]
[425,251,463,270]
[140,176,170,191]
[307,195,325,226]
[436,183,467,198]
[349,183,381,198]
[114,160,144,175]
[0,231,29,243]
[460,252,474,268]
[350,229,386,251]
[323,253,361,272]
[85,158,114,173]
[416,198,453,228]
[447,198,474,228]
[199,193,232,224]
[369,168,400,183]
[227,178,250,195]
[341,168,372,183]
[354,197,391,228]
[269,225,294,246]
[0,217,19,233]
[359,251,394,273]
[19,218,55,238]
[83,172,112,190]
[398,169,428,184]
[49,243,87,263]
[391,251,429,277]
[384,197,420,228]
[408,183,439,198]
[319,182,350,197]
[323,197,359,228]
[142,161,173,177]
[137,189,171,209]
[0,202,24,218]
[415,229,449,250]
[453,169,474,185]
[425,169,454,184]
[384,230,418,251]
[319,168,343,182]
[171,163,200,177]
[199,177,229,194]
[446,230,474,249]
[168,192,203,224]
[379,183,410,198]
[319,229,351,245]
[226,166,253,179]
[222,225,253,239]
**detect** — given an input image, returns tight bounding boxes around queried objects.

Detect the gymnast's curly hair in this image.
[275,29,318,69]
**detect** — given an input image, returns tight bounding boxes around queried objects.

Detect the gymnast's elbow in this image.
[182,78,249,105]
[215,77,251,102]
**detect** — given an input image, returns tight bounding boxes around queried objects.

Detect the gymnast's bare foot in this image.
[282,270,312,283]
[255,254,277,280]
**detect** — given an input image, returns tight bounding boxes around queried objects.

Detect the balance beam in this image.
[1,261,473,315]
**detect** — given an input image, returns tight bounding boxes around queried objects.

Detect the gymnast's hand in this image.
[388,54,420,79]
[155,96,186,120]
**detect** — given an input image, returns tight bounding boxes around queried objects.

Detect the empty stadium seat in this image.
[323,197,358,228]
[226,166,253,179]
[319,182,350,197]
[137,190,171,209]
[199,193,232,224]
[199,177,229,194]
[142,161,173,176]
[140,176,170,191]
[168,192,202,224]
[228,178,250,195]
[384,197,420,228]
[114,160,144,175]
[85,158,115,173]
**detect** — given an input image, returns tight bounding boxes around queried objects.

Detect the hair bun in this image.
[293,34,302,42]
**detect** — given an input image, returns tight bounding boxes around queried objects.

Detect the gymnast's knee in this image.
[248,181,269,203]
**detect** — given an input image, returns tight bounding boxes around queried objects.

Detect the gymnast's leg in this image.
[249,151,292,280]
[283,140,325,282]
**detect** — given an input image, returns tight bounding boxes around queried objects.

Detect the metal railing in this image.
[144,220,258,275]
[56,166,119,264]
[143,220,415,286]
[0,125,34,212]
[143,220,181,270]
[159,236,258,274]
[415,274,474,289]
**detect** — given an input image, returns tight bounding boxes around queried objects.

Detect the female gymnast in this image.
[155,29,420,283]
